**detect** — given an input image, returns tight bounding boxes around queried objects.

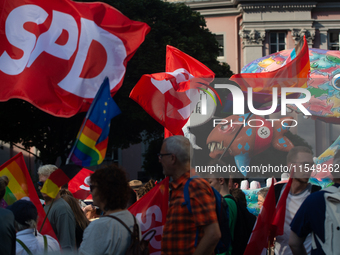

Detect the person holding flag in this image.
[7,200,60,255]
[38,165,77,252]
[274,146,321,255]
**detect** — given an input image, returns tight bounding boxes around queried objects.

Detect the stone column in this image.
[318,28,329,50]
[239,29,265,65]
[291,28,315,48]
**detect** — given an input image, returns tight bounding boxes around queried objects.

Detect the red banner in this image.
[0,0,150,117]
[68,168,93,200]
[130,46,214,135]
[129,177,169,255]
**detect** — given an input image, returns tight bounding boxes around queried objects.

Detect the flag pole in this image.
[66,77,109,164]
[39,199,55,233]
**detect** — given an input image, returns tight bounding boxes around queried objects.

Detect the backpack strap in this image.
[102,214,134,234]
[182,177,194,213]
[311,184,321,193]
[43,235,48,255]
[16,238,34,255]
[182,177,200,247]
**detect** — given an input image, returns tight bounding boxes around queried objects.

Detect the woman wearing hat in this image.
[7,200,60,255]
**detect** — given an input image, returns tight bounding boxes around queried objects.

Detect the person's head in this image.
[129,180,143,192]
[207,177,229,194]
[0,175,9,200]
[59,189,73,197]
[287,146,314,183]
[90,164,130,212]
[332,149,340,183]
[230,188,247,207]
[61,194,89,230]
[257,187,269,209]
[229,177,242,189]
[7,200,38,231]
[159,136,191,178]
[37,164,58,201]
[137,179,156,199]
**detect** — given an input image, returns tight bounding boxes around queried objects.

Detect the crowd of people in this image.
[0,135,339,255]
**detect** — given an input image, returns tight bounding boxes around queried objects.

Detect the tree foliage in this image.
[0,0,232,165]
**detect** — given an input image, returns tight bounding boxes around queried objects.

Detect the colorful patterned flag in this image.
[129,177,169,255]
[0,153,57,240]
[130,46,215,135]
[0,0,150,117]
[68,77,121,166]
[230,36,310,95]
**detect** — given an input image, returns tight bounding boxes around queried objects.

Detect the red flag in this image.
[129,177,169,254]
[269,176,293,244]
[68,168,93,200]
[130,46,215,135]
[244,178,276,255]
[0,153,57,241]
[230,36,309,95]
[0,0,150,117]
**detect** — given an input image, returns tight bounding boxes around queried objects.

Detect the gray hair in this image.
[257,187,270,198]
[14,219,37,231]
[164,136,191,164]
[37,164,58,177]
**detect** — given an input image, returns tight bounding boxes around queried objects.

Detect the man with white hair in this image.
[38,164,76,251]
[160,136,221,255]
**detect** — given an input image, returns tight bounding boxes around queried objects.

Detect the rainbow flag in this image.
[68,77,121,166]
[0,153,57,240]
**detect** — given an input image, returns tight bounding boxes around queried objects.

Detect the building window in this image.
[215,34,224,57]
[269,32,286,54]
[329,31,340,50]
[105,147,119,163]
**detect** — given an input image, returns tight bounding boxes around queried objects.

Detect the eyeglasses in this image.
[37,181,44,188]
[157,153,172,159]
[90,185,98,192]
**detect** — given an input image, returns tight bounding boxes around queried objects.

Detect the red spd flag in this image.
[129,177,169,255]
[0,0,150,117]
[130,46,215,135]
[68,168,93,200]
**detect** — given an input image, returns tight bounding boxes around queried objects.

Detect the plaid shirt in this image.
[161,172,217,255]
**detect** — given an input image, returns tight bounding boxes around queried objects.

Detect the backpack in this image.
[312,185,340,255]
[182,177,232,254]
[104,214,156,255]
[226,195,256,255]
